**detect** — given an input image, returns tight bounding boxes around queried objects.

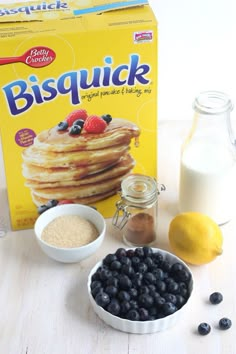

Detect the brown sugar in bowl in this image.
[34,204,106,263]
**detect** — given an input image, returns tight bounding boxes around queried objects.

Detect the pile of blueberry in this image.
[90,247,192,321]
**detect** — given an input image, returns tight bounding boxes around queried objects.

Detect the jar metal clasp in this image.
[112,200,131,230]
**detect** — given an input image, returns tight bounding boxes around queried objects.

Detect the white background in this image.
[148,0,236,121]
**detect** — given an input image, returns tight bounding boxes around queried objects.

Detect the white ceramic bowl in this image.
[34,204,106,263]
[88,248,193,334]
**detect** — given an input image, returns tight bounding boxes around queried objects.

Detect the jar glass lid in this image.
[121,174,157,203]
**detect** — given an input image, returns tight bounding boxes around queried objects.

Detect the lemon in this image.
[168,212,223,265]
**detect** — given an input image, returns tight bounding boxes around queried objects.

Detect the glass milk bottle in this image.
[179,91,236,225]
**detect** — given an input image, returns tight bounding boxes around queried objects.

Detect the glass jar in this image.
[112,174,165,246]
[179,90,236,224]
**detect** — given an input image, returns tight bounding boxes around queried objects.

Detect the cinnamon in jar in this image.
[112,174,165,247]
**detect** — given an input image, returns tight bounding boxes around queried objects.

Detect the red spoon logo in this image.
[0,46,56,68]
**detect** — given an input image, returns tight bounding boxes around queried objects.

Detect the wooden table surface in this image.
[0,121,235,354]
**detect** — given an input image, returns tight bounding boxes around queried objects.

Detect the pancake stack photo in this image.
[22,117,140,207]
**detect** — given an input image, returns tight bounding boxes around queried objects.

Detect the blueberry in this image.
[126,249,135,258]
[118,275,132,290]
[103,253,117,265]
[144,256,154,269]
[166,281,179,294]
[69,125,82,135]
[152,268,164,280]
[105,285,118,297]
[37,204,49,215]
[115,248,127,258]
[129,288,138,299]
[138,294,154,309]
[139,308,149,321]
[120,256,132,266]
[139,286,150,295]
[209,292,223,305]
[163,293,177,305]
[110,260,122,271]
[120,301,131,314]
[219,317,232,330]
[155,280,166,293]
[46,199,58,208]
[160,261,172,272]
[101,114,112,124]
[175,295,186,308]
[143,272,156,285]
[198,322,211,335]
[174,269,191,283]
[152,252,163,264]
[131,256,141,269]
[148,306,158,317]
[129,300,139,310]
[107,299,120,316]
[57,121,69,131]
[162,302,177,316]
[126,309,140,321]
[171,262,184,273]
[106,277,119,287]
[100,269,112,282]
[137,262,148,274]
[95,292,110,308]
[91,286,103,298]
[135,247,145,258]
[121,264,134,277]
[148,284,156,296]
[132,273,143,288]
[154,295,165,307]
[72,119,85,127]
[91,280,102,290]
[143,246,153,257]
[118,290,131,302]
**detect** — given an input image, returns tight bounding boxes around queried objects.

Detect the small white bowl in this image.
[88,248,193,334]
[34,204,106,263]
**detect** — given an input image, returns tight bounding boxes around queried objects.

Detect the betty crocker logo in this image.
[0,46,56,68]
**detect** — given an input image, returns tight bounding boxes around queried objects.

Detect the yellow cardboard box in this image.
[0,0,157,230]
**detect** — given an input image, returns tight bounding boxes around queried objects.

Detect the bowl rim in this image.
[87,247,194,325]
[34,203,106,251]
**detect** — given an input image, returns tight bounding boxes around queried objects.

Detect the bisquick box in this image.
[0,0,158,230]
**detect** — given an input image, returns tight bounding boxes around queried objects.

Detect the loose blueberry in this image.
[57,121,69,131]
[69,125,82,135]
[219,317,232,330]
[101,114,112,124]
[209,292,223,305]
[198,322,211,335]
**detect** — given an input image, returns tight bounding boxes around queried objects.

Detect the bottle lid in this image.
[121,174,157,205]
